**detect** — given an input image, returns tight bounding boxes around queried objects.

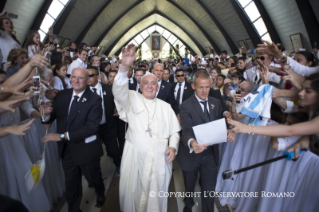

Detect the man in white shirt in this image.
[67,49,88,77]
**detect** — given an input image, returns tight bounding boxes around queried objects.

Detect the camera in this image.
[236,90,241,103]
[222,169,234,180]
[231,63,236,67]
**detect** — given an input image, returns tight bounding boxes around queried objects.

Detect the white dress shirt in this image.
[174,81,185,105]
[43,89,86,140]
[66,90,86,140]
[67,58,87,75]
[90,83,106,125]
[128,77,134,84]
[187,94,209,153]
[136,83,140,92]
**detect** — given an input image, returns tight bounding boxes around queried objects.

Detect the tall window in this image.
[38,0,70,41]
[237,0,272,42]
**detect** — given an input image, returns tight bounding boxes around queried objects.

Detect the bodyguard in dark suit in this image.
[177,71,234,212]
[152,63,179,114]
[87,66,121,173]
[172,69,194,105]
[41,67,105,212]
[128,68,145,93]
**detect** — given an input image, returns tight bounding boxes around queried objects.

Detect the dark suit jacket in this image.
[169,74,175,84]
[209,88,228,112]
[44,86,103,165]
[177,94,224,172]
[172,81,193,103]
[128,81,137,91]
[101,83,117,133]
[157,80,179,114]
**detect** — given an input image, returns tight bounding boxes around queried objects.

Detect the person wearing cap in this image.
[112,44,181,212]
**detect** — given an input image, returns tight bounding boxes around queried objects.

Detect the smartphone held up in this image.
[33,76,41,94]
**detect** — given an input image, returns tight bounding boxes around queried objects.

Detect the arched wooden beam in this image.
[167,0,221,54]
[114,24,190,57]
[93,0,145,47]
[74,0,113,45]
[196,0,238,54]
[102,11,207,56]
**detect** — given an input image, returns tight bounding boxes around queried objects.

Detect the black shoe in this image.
[183,206,192,212]
[96,196,105,208]
[116,166,120,174]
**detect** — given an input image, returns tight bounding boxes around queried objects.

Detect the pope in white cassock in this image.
[112,44,181,212]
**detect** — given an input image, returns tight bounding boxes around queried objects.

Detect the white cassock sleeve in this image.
[168,125,180,154]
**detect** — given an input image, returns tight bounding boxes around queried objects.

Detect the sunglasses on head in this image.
[88,74,99,78]
[176,74,185,77]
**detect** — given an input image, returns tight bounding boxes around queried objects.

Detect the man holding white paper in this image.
[177,70,234,212]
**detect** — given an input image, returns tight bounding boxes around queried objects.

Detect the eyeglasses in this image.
[88,74,99,78]
[176,74,185,77]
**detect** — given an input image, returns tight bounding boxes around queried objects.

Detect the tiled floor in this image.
[52,154,230,212]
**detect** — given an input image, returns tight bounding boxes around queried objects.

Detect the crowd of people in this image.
[0,9,319,212]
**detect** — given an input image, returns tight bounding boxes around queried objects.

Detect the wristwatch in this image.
[59,133,65,140]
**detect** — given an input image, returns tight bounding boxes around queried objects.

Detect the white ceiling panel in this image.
[261,0,312,53]
[58,0,108,42]
[4,0,45,43]
[83,0,144,46]
[173,0,230,53]
[201,0,249,50]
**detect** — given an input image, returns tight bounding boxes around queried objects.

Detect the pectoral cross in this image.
[146,126,152,137]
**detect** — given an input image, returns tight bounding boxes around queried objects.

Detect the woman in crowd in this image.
[52,63,71,90]
[39,68,55,102]
[50,52,63,69]
[209,66,221,89]
[5,48,28,77]
[294,50,316,67]
[228,72,319,158]
[100,62,111,78]
[0,17,21,65]
[24,30,41,58]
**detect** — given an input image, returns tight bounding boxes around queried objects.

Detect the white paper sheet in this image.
[193,118,227,145]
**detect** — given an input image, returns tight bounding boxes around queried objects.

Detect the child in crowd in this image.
[215,74,225,95]
[229,72,244,90]
[24,30,41,58]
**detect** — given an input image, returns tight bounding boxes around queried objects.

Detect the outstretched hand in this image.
[120,44,138,68]
[7,119,35,136]
[256,40,282,59]
[227,118,248,134]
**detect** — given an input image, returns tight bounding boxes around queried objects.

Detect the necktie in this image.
[92,88,97,94]
[200,101,210,123]
[68,95,79,128]
[176,83,182,105]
